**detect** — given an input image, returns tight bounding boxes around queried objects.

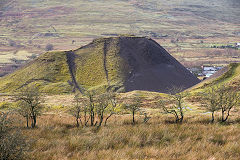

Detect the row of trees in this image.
[13,86,144,128]
[69,92,119,128]
[12,84,239,129]
[159,85,239,123]
[68,92,147,127]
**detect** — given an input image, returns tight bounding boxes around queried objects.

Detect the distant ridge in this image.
[0,36,200,94]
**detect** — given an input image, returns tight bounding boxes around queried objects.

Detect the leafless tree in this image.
[16,101,30,128]
[104,92,119,126]
[69,91,119,127]
[94,91,120,127]
[15,86,44,128]
[124,96,141,125]
[200,86,220,123]
[200,85,239,122]
[217,85,240,122]
[69,94,84,127]
[159,87,188,123]
[96,93,109,127]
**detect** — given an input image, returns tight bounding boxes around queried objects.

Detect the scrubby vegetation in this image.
[0,82,239,159]
[0,112,28,160]
[1,112,240,160]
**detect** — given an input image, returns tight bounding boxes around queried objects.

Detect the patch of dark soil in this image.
[103,39,109,85]
[65,51,83,94]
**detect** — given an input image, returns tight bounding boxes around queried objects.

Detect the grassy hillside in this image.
[0,37,130,94]
[190,63,240,93]
[74,37,129,92]
[0,51,73,94]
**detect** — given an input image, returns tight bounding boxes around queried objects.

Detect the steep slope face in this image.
[118,37,200,92]
[0,36,200,94]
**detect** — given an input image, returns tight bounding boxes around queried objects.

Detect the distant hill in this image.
[0,0,239,74]
[0,36,200,94]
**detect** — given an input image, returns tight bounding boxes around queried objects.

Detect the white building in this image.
[202,66,223,78]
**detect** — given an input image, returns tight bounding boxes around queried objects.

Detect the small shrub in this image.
[9,40,16,47]
[45,44,54,51]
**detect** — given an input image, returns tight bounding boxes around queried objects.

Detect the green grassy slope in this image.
[0,37,131,94]
[0,51,73,94]
[190,63,240,93]
[74,37,130,92]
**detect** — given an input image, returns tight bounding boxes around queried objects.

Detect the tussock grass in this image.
[10,113,240,160]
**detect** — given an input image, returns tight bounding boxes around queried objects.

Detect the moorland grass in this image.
[8,113,240,160]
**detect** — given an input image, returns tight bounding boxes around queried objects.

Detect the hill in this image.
[0,36,200,94]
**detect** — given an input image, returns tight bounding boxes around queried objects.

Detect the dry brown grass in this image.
[8,112,240,160]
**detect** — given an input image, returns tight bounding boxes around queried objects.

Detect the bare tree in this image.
[217,85,239,122]
[201,85,239,122]
[85,91,96,126]
[94,92,120,127]
[159,87,188,123]
[96,93,109,127]
[104,92,119,126]
[124,96,141,125]
[16,101,30,128]
[200,86,220,123]
[69,91,119,128]
[69,94,84,127]
[82,99,90,126]
[15,86,44,128]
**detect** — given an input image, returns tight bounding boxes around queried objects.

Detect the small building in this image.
[202,66,216,71]
[202,66,223,78]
